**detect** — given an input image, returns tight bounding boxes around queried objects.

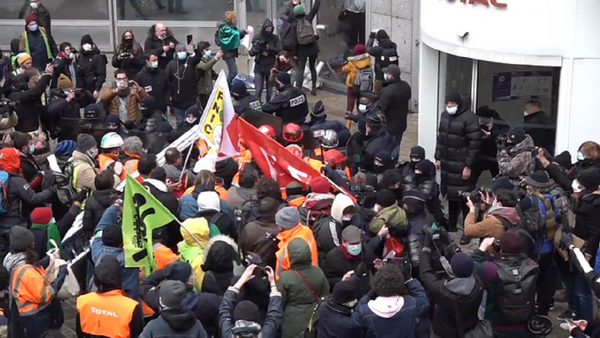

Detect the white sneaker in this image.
[559,322,570,331]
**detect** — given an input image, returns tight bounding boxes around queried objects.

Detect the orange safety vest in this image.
[98,153,118,172]
[231,149,253,187]
[11,264,54,316]
[153,243,178,270]
[215,185,228,200]
[287,196,306,208]
[275,225,318,279]
[183,185,195,196]
[121,159,139,181]
[76,289,138,338]
[197,138,210,159]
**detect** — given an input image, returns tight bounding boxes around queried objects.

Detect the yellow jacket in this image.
[178,218,210,290]
[341,53,371,88]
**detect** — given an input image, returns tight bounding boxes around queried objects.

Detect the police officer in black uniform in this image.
[232,80,262,117]
[262,72,308,125]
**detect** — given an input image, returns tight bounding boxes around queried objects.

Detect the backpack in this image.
[304,198,333,229]
[517,195,547,240]
[0,171,10,214]
[280,21,298,51]
[58,161,79,207]
[296,18,316,45]
[496,215,536,260]
[233,199,260,233]
[353,67,373,95]
[495,259,539,326]
[379,48,399,68]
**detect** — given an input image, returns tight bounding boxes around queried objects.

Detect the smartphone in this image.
[186,34,193,44]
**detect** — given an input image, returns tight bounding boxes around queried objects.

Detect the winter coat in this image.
[249,19,282,73]
[497,135,536,178]
[318,300,364,338]
[419,249,483,338]
[351,279,429,338]
[240,217,279,269]
[9,72,52,133]
[0,111,18,139]
[464,206,519,239]
[378,78,412,134]
[226,186,256,209]
[435,97,482,200]
[165,51,203,109]
[140,308,208,338]
[200,238,239,296]
[2,173,53,232]
[574,191,600,259]
[323,244,375,297]
[215,21,246,59]
[76,46,107,93]
[219,287,283,338]
[195,55,219,96]
[68,150,97,192]
[19,4,52,37]
[523,111,555,154]
[179,186,232,221]
[112,42,145,79]
[406,212,434,268]
[82,189,117,236]
[99,85,148,122]
[287,0,321,57]
[367,37,398,80]
[277,238,329,338]
[134,65,170,113]
[369,203,407,235]
[476,110,510,163]
[178,217,211,290]
[46,88,94,119]
[19,27,57,71]
[144,26,179,70]
[313,194,354,264]
[342,53,371,88]
[363,127,396,159]
[262,84,309,124]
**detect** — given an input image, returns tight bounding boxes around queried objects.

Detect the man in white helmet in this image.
[98,132,124,186]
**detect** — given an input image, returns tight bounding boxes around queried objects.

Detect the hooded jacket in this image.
[378,77,412,134]
[369,203,408,235]
[226,186,256,209]
[9,72,52,133]
[249,19,282,73]
[144,25,180,70]
[178,218,211,290]
[465,205,519,239]
[313,194,354,264]
[140,308,208,338]
[342,53,371,88]
[363,127,396,159]
[83,189,118,236]
[215,21,246,58]
[497,134,536,178]
[318,299,364,338]
[201,237,239,296]
[277,238,329,338]
[240,198,280,268]
[76,44,107,93]
[165,50,203,109]
[366,34,398,80]
[134,64,170,113]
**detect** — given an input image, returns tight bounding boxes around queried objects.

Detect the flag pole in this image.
[179,141,195,183]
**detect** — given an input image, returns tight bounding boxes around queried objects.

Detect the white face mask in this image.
[446,106,458,115]
[372,204,382,213]
[341,215,352,222]
[358,104,368,113]
[30,2,39,9]
[204,50,212,58]
[149,61,158,69]
[577,151,585,161]
[572,180,584,193]
[82,44,92,52]
[343,299,358,308]
[28,24,38,32]
[523,110,529,117]
[186,117,197,124]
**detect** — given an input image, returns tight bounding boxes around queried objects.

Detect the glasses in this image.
[116,77,127,81]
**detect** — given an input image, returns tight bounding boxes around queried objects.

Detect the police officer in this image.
[308,101,351,148]
[232,80,262,116]
[263,72,308,125]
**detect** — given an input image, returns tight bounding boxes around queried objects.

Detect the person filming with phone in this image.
[99,69,147,122]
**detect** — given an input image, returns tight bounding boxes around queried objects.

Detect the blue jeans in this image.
[225,57,238,87]
[173,104,195,124]
[254,70,272,103]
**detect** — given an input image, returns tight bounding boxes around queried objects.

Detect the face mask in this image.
[124,38,133,44]
[28,24,38,32]
[374,165,385,174]
[186,117,197,124]
[264,30,273,37]
[28,144,35,153]
[372,204,382,213]
[116,80,127,89]
[446,106,458,115]
[384,73,389,81]
[148,61,158,69]
[523,110,529,116]
[87,148,99,159]
[577,151,585,161]
[358,104,368,113]
[347,244,362,256]
[204,50,212,58]
[343,299,358,308]
[572,180,584,193]
[82,44,92,52]
[177,51,187,60]
[67,52,75,59]
[30,2,38,9]
[341,215,352,222]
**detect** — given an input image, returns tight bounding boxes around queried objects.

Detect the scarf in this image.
[31,222,65,259]
[58,51,73,65]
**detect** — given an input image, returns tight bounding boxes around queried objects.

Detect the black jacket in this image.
[200,241,236,296]
[476,107,510,163]
[234,92,262,116]
[262,84,308,124]
[144,26,179,70]
[318,300,363,338]
[9,72,52,133]
[249,19,282,73]
[322,245,375,298]
[363,127,396,159]
[367,37,398,80]
[24,29,57,71]
[76,46,107,93]
[574,192,600,260]
[134,65,170,113]
[419,249,484,338]
[19,152,41,186]
[46,88,94,119]
[523,111,555,154]
[112,44,146,79]
[435,97,482,199]
[83,189,117,236]
[141,308,208,338]
[2,174,53,231]
[219,288,283,338]
[378,78,411,134]
[19,4,52,37]
[165,52,202,109]
[285,0,321,57]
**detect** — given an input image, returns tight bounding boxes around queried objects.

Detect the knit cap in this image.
[159,280,187,308]
[275,207,300,229]
[450,252,474,278]
[31,207,53,224]
[76,133,97,153]
[9,226,34,252]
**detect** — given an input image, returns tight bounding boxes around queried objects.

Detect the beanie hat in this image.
[102,224,123,247]
[76,133,97,152]
[491,177,514,194]
[84,103,100,118]
[25,14,36,26]
[376,189,397,208]
[352,44,366,56]
[186,105,201,119]
[311,100,326,118]
[506,126,526,145]
[231,80,248,97]
[140,95,158,111]
[293,4,305,16]
[450,252,474,278]
[415,159,436,177]
[286,181,303,197]
[17,53,32,66]
[57,74,73,90]
[159,280,187,308]
[0,148,21,174]
[81,34,94,46]
[95,256,122,289]
[445,92,461,105]
[519,196,533,212]
[156,121,173,134]
[381,169,402,188]
[332,280,358,304]
[276,207,300,229]
[9,226,34,252]
[276,71,291,86]
[375,151,393,168]
[30,207,53,225]
[409,146,425,160]
[577,168,600,191]
[382,64,401,78]
[499,232,522,254]
[554,151,573,170]
[403,189,427,213]
[524,170,552,188]
[197,191,221,212]
[104,114,121,127]
[309,176,330,194]
[54,140,76,157]
[376,30,389,40]
[165,260,192,283]
[233,300,260,323]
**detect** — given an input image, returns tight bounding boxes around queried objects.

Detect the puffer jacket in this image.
[76,45,107,93]
[363,127,396,159]
[341,53,371,88]
[313,194,354,264]
[277,238,329,338]
[99,84,148,122]
[435,96,482,199]
[406,212,434,267]
[215,21,246,59]
[82,189,117,236]
[178,217,211,290]
[497,135,536,178]
[369,203,407,235]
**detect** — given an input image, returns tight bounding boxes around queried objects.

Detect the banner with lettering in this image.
[122,176,177,269]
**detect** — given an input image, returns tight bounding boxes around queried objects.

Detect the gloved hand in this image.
[560,231,574,250]
[369,31,376,39]
[400,261,413,281]
[74,190,88,203]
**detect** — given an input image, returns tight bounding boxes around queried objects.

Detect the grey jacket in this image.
[345,0,365,13]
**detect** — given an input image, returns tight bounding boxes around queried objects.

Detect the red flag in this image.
[238,118,320,187]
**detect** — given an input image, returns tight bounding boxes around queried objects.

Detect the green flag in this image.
[122,175,177,269]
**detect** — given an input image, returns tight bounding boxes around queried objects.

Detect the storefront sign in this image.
[448,0,507,8]
[492,71,553,102]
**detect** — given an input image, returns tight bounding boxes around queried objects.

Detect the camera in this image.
[243,252,267,277]
[119,51,132,59]
[458,187,491,204]
[0,99,17,110]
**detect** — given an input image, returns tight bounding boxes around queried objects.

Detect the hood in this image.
[367,296,404,318]
[347,53,371,67]
[288,237,312,269]
[489,206,520,226]
[507,134,535,156]
[444,276,476,296]
[180,218,210,247]
[234,187,256,201]
[145,178,168,193]
[3,252,26,273]
[161,308,198,331]
[10,39,21,55]
[71,150,95,166]
[261,18,275,35]
[202,239,237,272]
[377,39,396,49]
[331,194,355,223]
[203,235,239,264]
[92,189,118,208]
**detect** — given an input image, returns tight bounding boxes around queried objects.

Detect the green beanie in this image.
[293,4,305,16]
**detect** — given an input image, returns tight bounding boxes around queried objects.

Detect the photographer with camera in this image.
[464,188,521,240]
[249,19,281,103]
[112,30,145,79]
[472,106,510,183]
[46,73,93,137]
[472,234,539,337]
[9,64,53,134]
[0,100,19,144]
[100,69,147,122]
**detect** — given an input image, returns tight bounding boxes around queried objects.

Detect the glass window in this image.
[117,0,233,21]
[247,0,269,30]
[0,0,109,20]
[444,54,473,101]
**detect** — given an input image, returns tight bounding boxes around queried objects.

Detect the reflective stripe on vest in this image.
[76,290,138,338]
[11,264,54,316]
[121,159,139,181]
[24,27,52,60]
[276,247,287,280]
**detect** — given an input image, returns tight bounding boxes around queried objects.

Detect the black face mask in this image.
[264,30,273,37]
[124,38,133,44]
[277,85,285,92]
[374,165,385,174]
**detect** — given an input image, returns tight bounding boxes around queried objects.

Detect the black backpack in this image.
[233,199,260,232]
[517,195,546,239]
[280,21,298,51]
[495,259,539,325]
[496,216,536,260]
[379,48,399,68]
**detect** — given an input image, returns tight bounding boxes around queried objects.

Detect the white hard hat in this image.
[100,132,124,149]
